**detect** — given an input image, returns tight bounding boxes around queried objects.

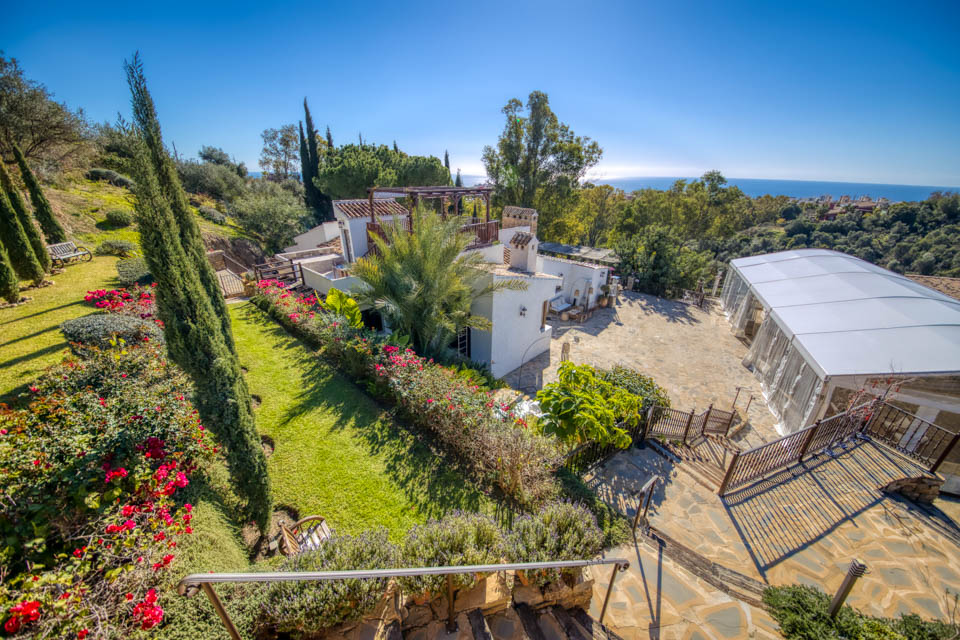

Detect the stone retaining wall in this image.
[881,475,943,503]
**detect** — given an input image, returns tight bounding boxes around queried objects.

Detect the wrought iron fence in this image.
[863,402,960,472]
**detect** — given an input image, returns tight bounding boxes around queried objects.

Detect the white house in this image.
[290,199,609,380]
[285,220,340,253]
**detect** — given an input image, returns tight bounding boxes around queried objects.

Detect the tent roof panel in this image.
[729,249,960,378]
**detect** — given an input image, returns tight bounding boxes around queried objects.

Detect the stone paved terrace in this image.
[504,292,781,447]
[584,441,960,636]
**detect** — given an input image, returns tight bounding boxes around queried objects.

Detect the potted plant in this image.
[599,285,611,307]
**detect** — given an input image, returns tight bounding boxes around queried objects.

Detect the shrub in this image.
[86,167,135,189]
[762,585,914,640]
[176,160,246,202]
[505,501,604,587]
[198,205,226,224]
[259,529,398,634]
[597,365,671,411]
[117,256,152,285]
[95,238,137,256]
[537,362,642,449]
[61,313,164,350]
[0,344,215,638]
[398,513,505,595]
[105,208,133,227]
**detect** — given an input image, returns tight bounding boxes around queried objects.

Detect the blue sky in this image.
[3,0,959,186]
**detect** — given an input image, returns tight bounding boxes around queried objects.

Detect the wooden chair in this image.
[47,241,92,267]
[279,515,332,556]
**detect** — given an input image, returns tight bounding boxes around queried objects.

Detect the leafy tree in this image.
[352,209,526,359]
[10,141,68,243]
[316,143,448,200]
[482,91,601,220]
[0,158,49,272]
[300,99,333,222]
[537,362,639,448]
[124,55,271,531]
[176,159,246,201]
[198,145,246,177]
[0,53,88,160]
[231,179,307,252]
[615,224,711,296]
[0,241,19,303]
[259,124,299,180]
[0,185,44,284]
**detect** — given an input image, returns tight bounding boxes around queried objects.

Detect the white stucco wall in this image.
[537,256,610,308]
[339,214,406,263]
[301,264,364,297]
[471,272,559,378]
[286,221,340,252]
[466,243,505,264]
[499,225,531,244]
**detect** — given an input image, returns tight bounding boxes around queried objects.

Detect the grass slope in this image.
[0,257,120,402]
[231,303,496,539]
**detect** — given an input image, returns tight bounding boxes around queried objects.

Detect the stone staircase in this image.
[647,435,738,491]
[402,605,622,640]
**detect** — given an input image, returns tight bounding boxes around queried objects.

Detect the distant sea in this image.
[591,177,959,202]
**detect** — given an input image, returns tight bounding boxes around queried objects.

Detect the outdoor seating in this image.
[279,515,332,556]
[47,241,92,266]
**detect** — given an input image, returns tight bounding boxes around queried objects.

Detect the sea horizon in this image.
[462,174,959,202]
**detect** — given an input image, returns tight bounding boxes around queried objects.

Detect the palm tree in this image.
[353,208,526,359]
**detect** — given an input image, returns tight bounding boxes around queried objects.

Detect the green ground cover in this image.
[230,303,497,540]
[0,257,119,401]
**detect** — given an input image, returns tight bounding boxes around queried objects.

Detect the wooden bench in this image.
[279,515,332,556]
[47,241,92,267]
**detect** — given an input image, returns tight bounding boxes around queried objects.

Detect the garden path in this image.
[583,442,960,638]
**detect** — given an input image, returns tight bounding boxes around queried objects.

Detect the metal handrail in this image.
[178,557,630,640]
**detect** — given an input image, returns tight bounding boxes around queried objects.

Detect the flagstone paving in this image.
[585,441,960,637]
[503,292,780,448]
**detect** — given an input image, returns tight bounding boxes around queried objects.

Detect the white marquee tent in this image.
[722,249,960,435]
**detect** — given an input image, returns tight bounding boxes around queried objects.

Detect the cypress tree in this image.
[393,140,399,154]
[444,150,451,184]
[0,242,20,304]
[299,121,309,190]
[0,187,44,285]
[0,160,51,272]
[302,99,333,222]
[124,56,272,532]
[125,56,236,354]
[325,125,333,149]
[11,142,68,244]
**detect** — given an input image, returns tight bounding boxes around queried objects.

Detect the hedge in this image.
[105,209,134,228]
[60,313,164,351]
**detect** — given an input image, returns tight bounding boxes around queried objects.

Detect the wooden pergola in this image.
[366,185,493,223]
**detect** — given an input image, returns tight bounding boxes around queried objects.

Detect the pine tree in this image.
[125,57,236,354]
[124,55,272,531]
[11,142,68,244]
[0,160,50,272]
[0,242,20,304]
[325,125,333,149]
[0,187,44,285]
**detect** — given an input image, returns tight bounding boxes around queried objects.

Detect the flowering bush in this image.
[259,529,399,634]
[398,512,505,595]
[252,283,562,507]
[61,314,164,350]
[505,501,604,587]
[0,343,216,638]
[84,284,157,320]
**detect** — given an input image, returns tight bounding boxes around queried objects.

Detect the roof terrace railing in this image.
[179,557,630,640]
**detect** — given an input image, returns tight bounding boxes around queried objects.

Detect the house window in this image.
[455,328,471,359]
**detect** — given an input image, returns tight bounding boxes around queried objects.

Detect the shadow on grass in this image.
[0,300,83,325]
[0,341,69,371]
[234,303,502,523]
[0,324,60,348]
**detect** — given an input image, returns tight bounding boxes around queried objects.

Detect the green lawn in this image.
[231,303,496,539]
[0,257,120,402]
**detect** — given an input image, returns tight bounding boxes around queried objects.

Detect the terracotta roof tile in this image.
[333,199,409,220]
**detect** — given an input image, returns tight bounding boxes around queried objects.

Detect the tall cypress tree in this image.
[302,99,333,222]
[299,121,309,190]
[125,57,236,354]
[0,161,51,273]
[325,125,333,150]
[11,142,68,244]
[0,187,44,285]
[0,242,20,304]
[124,55,272,532]
[444,150,451,184]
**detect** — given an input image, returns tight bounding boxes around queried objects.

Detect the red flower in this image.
[77,630,89,639]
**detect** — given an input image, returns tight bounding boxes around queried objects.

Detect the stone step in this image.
[514,603,547,640]
[467,608,493,640]
[549,607,591,640]
[571,608,622,640]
